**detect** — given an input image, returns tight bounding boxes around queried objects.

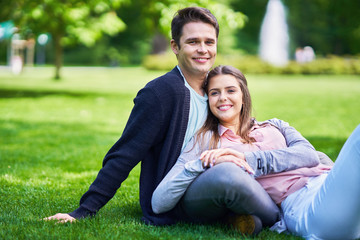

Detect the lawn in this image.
[1,66,359,240]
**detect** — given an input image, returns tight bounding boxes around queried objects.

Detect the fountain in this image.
[259,0,289,66]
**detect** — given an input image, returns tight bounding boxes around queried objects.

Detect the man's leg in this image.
[177,162,279,227]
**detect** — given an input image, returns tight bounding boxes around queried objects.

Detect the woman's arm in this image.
[245,118,320,177]
[151,133,211,214]
[151,158,204,214]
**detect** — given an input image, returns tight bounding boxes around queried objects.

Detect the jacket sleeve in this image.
[245,118,320,178]
[69,87,165,219]
[151,134,209,214]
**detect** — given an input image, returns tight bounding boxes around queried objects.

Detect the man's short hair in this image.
[171,7,219,48]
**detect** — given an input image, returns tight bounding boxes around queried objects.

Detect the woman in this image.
[152,65,360,239]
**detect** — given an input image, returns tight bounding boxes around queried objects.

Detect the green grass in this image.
[1,66,359,239]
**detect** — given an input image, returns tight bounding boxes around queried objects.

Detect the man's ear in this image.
[170,39,179,55]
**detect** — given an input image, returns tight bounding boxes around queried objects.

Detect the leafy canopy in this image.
[13,0,126,46]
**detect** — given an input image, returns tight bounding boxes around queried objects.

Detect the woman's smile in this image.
[218,104,233,111]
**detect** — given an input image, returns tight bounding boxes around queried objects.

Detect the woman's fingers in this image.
[216,156,255,175]
[201,149,226,167]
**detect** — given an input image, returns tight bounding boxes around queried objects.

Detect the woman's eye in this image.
[210,91,219,96]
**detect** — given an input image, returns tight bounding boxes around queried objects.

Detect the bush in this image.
[142,52,178,71]
[142,53,360,75]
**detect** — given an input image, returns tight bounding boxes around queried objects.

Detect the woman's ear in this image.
[170,39,179,55]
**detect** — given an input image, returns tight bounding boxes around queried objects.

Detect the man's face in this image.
[171,22,217,79]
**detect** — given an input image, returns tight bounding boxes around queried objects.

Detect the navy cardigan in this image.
[69,67,190,225]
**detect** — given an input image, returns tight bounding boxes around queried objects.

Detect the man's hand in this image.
[43,213,76,223]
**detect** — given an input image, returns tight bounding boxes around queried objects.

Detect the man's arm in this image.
[46,86,165,221]
[245,118,320,178]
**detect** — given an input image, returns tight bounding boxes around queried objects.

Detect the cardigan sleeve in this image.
[245,118,320,178]
[70,86,165,219]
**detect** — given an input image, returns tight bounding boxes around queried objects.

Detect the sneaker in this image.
[227,214,262,236]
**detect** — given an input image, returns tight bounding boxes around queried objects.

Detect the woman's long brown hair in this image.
[195,65,255,150]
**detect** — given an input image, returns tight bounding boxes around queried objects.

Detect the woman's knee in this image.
[206,162,259,195]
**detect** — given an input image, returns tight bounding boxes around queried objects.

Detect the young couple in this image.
[45,7,360,239]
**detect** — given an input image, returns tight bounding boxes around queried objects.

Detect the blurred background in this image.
[0,3,359,239]
[1,0,360,79]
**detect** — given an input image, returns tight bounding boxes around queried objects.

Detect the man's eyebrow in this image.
[206,38,216,42]
[185,38,199,42]
[185,37,216,42]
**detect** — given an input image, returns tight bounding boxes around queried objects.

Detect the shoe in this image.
[227,214,262,236]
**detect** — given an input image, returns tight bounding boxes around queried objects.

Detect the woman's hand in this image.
[43,213,76,223]
[200,148,254,175]
[200,148,243,166]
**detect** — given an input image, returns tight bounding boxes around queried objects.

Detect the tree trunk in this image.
[54,34,63,80]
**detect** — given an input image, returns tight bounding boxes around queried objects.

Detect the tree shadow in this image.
[306,136,347,161]
[0,88,95,99]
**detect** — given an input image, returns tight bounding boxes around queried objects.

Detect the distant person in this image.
[295,47,305,63]
[152,65,360,239]
[303,46,315,62]
[295,46,315,63]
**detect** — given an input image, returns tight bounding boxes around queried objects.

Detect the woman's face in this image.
[208,74,243,129]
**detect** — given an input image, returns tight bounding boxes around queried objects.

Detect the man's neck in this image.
[178,67,206,96]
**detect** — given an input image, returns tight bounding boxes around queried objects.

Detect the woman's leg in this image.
[177,162,280,227]
[306,125,360,239]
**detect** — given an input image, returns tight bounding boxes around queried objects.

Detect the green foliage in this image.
[229,0,267,55]
[154,0,246,55]
[154,0,246,38]
[13,0,126,46]
[8,0,127,78]
[143,53,360,75]
[1,67,359,239]
[286,0,360,55]
[231,0,360,56]
[142,51,178,71]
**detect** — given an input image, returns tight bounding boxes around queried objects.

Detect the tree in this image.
[231,0,360,57]
[75,0,247,65]
[11,0,126,79]
[154,0,247,54]
[286,0,360,56]
[113,0,247,63]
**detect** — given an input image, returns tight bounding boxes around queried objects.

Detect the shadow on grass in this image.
[0,88,94,98]
[0,119,121,173]
[306,136,346,161]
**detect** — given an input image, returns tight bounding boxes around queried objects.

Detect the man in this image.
[45,7,281,234]
[46,6,219,225]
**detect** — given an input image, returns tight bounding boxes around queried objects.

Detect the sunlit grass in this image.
[1,66,359,239]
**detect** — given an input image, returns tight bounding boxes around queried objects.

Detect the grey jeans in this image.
[174,162,280,227]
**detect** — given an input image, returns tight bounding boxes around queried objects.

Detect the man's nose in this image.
[197,42,207,53]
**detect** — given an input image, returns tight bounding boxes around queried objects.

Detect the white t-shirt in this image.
[177,66,208,152]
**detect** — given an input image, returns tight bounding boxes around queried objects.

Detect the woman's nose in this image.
[219,93,227,101]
